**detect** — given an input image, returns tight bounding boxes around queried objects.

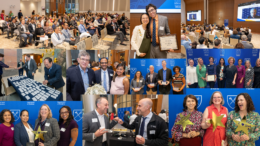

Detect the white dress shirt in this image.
[131,25,146,56]
[196,44,208,49]
[186,66,198,85]
[21,24,27,32]
[32,24,35,31]
[51,32,66,46]
[41,20,44,28]
[24,124,34,142]
[28,59,31,70]
[101,69,110,92]
[94,20,101,27]
[139,112,153,140]
[129,114,137,124]
[94,110,107,142]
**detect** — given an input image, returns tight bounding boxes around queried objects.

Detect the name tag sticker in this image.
[61,128,66,132]
[110,74,113,76]
[11,127,14,131]
[92,118,98,123]
[45,123,50,127]
[221,114,226,118]
[159,26,164,30]
[148,75,150,77]
[150,83,155,86]
[248,69,251,71]
[140,80,142,82]
[235,118,241,122]
[150,130,155,134]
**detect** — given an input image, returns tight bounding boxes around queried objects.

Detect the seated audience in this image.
[51,26,70,49]
[213,39,221,49]
[197,37,208,49]
[18,19,33,47]
[241,35,253,49]
[234,42,244,49]
[181,35,191,49]
[78,19,91,38]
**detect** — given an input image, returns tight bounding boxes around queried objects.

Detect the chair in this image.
[101,29,116,49]
[1,79,16,100]
[181,45,186,56]
[75,40,86,50]
[230,38,239,46]
[195,32,200,38]
[209,34,214,42]
[220,31,224,36]
[90,34,110,50]
[188,35,194,42]
[215,31,221,38]
[223,44,234,49]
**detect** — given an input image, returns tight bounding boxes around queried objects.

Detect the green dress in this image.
[226,111,260,146]
[136,30,151,58]
[196,65,207,87]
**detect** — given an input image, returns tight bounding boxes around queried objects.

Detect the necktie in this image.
[56,33,60,40]
[139,117,147,136]
[152,19,156,47]
[103,71,107,92]
[82,25,86,32]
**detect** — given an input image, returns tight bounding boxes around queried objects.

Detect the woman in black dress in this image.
[35,23,48,47]
[253,58,260,88]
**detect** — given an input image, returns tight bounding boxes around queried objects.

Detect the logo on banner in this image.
[10,109,20,121]
[187,49,193,56]
[170,60,175,66]
[220,49,225,56]
[203,49,209,56]
[214,58,218,64]
[195,95,202,108]
[236,50,241,56]
[244,58,251,63]
[73,109,83,122]
[131,68,137,74]
[227,95,237,109]
[194,58,199,65]
[180,68,184,74]
[141,60,146,66]
[156,60,160,66]
[252,49,258,56]
[147,68,150,73]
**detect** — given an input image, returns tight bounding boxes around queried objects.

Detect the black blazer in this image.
[106,23,116,35]
[145,72,158,92]
[157,68,172,93]
[9,22,17,30]
[14,122,33,146]
[35,28,45,41]
[44,63,65,89]
[216,64,227,79]
[28,23,36,33]
[123,114,129,124]
[66,66,96,101]
[94,69,114,93]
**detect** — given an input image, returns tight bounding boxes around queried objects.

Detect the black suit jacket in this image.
[106,23,116,35]
[216,65,227,79]
[124,114,129,124]
[9,22,17,30]
[145,72,158,92]
[28,23,36,33]
[94,69,114,93]
[66,66,95,101]
[14,122,33,146]
[157,68,172,93]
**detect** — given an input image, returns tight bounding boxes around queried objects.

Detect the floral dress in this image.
[226,111,260,146]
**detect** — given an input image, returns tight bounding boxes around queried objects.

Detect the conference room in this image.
[181,0,260,49]
[0,49,66,101]
[0,0,130,50]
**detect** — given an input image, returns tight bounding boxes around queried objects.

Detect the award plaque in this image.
[26,143,35,146]
[207,75,215,82]
[173,83,182,91]
[150,83,155,86]
[159,35,178,51]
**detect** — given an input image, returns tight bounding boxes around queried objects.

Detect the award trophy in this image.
[29,126,47,146]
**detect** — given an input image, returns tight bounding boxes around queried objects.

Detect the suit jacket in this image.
[216,65,226,79]
[14,122,33,146]
[18,24,30,34]
[83,110,117,146]
[44,63,65,89]
[123,114,129,124]
[157,68,172,93]
[145,72,158,92]
[241,41,253,49]
[17,61,24,71]
[94,69,114,93]
[28,23,36,33]
[150,15,171,37]
[130,78,145,94]
[106,23,115,35]
[22,59,37,73]
[34,118,60,146]
[9,22,18,30]
[66,66,96,101]
[70,20,77,28]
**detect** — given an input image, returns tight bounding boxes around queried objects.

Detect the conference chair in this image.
[215,31,221,38]
[101,29,116,49]
[230,38,239,46]
[223,44,234,49]
[195,32,200,38]
[220,31,224,37]
[188,35,194,42]
[181,45,186,56]
[91,34,110,50]
[1,79,16,101]
[209,34,214,44]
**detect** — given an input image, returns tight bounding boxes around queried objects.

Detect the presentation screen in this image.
[237,0,260,21]
[187,10,201,21]
[130,0,181,13]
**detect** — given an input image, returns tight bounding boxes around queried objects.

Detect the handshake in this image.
[113,117,124,124]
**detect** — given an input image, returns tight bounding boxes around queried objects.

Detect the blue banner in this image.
[224,19,229,26]
[169,88,260,145]
[130,59,186,94]
[118,107,132,122]
[0,101,82,146]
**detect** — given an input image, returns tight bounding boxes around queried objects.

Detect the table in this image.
[107,132,135,146]
[8,76,62,101]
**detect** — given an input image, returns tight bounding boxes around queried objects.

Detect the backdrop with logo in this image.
[0,101,82,146]
[130,59,186,94]
[118,107,132,122]
[168,88,260,145]
[186,49,260,88]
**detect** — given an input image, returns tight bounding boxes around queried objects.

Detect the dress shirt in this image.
[24,124,34,142]
[51,32,66,46]
[186,66,198,84]
[78,24,88,33]
[163,68,167,82]
[94,110,106,142]
[94,20,101,27]
[32,24,35,31]
[62,28,72,42]
[129,114,138,125]
[101,69,109,92]
[150,73,153,82]
[139,112,153,140]
[28,59,31,70]
[22,24,26,32]
[79,65,89,92]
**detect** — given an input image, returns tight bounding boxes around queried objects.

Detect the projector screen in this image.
[130,0,181,13]
[237,1,260,22]
[187,10,201,21]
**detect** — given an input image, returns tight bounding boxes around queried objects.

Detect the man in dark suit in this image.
[118,98,168,146]
[68,59,78,69]
[66,51,96,101]
[157,60,172,94]
[17,59,24,76]
[123,111,130,124]
[145,65,158,94]
[18,10,23,19]
[28,19,36,41]
[18,19,33,47]
[19,54,37,80]
[43,57,65,93]
[7,19,17,39]
[95,57,114,94]
[83,97,119,146]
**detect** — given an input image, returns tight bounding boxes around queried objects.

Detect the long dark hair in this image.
[113,63,125,82]
[134,71,143,80]
[234,93,255,113]
[140,13,151,38]
[218,57,225,66]
[58,106,74,128]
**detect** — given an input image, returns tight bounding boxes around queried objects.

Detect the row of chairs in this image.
[1,79,16,100]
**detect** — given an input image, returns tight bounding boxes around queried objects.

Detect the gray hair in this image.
[245,60,251,68]
[95,97,108,107]
[78,51,91,59]
[149,65,154,68]
[241,35,247,41]
[162,60,166,63]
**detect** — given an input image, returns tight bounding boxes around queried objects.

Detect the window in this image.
[66,0,79,14]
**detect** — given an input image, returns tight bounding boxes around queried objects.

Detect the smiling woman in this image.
[0,109,16,146]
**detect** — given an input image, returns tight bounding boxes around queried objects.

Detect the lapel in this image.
[49,63,56,76]
[92,110,101,128]
[20,122,29,142]
[104,114,108,129]
[43,118,51,137]
[97,69,102,83]
[158,15,161,35]
[76,66,84,88]
[87,69,92,85]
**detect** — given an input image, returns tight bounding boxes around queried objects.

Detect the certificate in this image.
[161,81,167,85]
[159,35,178,51]
[135,88,140,91]
[207,75,215,81]
[173,83,182,91]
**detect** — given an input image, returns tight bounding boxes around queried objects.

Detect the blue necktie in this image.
[82,25,86,32]
[152,19,156,47]
[103,71,107,92]
[139,117,147,136]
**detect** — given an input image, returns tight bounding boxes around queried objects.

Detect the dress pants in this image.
[27,71,34,80]
[208,82,215,88]
[0,75,3,96]
[112,31,125,43]
[102,141,107,146]
[217,78,225,88]
[21,33,33,45]
[150,44,167,58]
[188,83,198,88]
[18,69,23,76]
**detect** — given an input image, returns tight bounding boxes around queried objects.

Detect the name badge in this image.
[150,83,155,86]
[235,118,241,122]
[60,128,66,132]
[92,118,98,123]
[221,114,226,118]
[149,130,155,134]
[11,127,14,131]
[248,69,251,71]
[92,81,94,84]
[172,77,175,79]
[162,81,166,85]
[45,123,50,127]
[148,75,150,77]
[159,26,164,30]
[110,74,113,76]
[139,80,142,82]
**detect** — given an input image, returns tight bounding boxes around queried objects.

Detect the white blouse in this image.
[186,66,198,85]
[131,25,146,56]
[24,124,34,142]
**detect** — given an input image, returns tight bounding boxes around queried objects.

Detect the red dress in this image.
[203,104,227,146]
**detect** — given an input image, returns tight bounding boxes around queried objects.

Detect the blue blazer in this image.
[44,63,65,89]
[95,69,114,93]
[66,66,95,101]
[14,122,33,146]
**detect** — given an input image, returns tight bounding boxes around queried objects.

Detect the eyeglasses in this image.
[60,111,69,115]
[80,58,90,62]
[100,62,108,64]
[148,9,155,13]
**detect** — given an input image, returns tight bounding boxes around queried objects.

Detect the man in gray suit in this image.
[146,4,175,58]
[18,54,37,79]
[241,35,253,49]
[83,97,119,146]
[18,19,33,47]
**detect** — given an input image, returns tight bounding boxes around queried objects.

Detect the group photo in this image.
[0,49,66,101]
[0,101,82,146]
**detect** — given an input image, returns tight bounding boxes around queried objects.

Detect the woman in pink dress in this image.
[110,63,129,94]
[236,59,245,88]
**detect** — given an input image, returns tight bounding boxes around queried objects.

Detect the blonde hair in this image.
[209,91,224,105]
[197,58,203,70]
[245,60,251,68]
[105,19,111,27]
[228,57,235,64]
[38,104,52,119]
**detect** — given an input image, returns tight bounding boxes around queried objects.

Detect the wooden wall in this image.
[130,13,181,51]
[185,0,204,25]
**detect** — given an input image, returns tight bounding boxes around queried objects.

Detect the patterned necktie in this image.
[152,19,156,47]
[139,117,147,136]
[103,71,107,92]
